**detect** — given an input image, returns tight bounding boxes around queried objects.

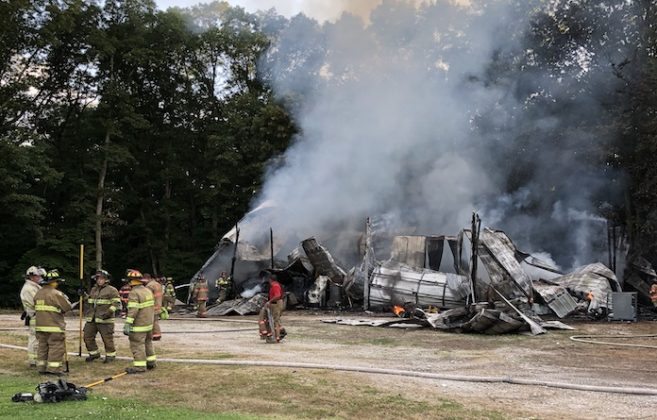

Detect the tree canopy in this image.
[1,0,656,305]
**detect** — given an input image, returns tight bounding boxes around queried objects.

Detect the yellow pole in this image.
[78,244,84,357]
[84,371,128,388]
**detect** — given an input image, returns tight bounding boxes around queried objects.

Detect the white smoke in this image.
[251,0,626,269]
[256,1,502,241]
[241,284,263,298]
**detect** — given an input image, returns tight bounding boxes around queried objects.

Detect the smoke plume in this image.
[251,0,627,270]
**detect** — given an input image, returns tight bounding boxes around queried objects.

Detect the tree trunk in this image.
[95,129,110,270]
[164,178,171,252]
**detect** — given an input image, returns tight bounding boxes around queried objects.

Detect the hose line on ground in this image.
[0,327,256,334]
[569,334,657,349]
[1,342,656,396]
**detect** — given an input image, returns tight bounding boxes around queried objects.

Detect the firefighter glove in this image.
[159,307,169,320]
[123,323,132,335]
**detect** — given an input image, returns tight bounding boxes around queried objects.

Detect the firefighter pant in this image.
[152,313,161,339]
[258,301,284,336]
[197,301,207,316]
[36,332,65,373]
[163,296,174,311]
[84,322,116,357]
[27,323,38,364]
[218,287,228,303]
[128,331,155,371]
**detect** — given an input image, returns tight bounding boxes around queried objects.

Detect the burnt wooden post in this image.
[270,227,274,269]
[230,223,239,280]
[469,212,481,304]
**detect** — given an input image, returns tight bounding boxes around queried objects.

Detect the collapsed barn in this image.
[188,207,654,334]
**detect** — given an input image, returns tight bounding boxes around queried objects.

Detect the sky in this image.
[154,0,383,21]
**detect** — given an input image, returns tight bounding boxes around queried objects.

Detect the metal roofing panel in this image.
[367,261,469,309]
[552,263,618,309]
[478,228,532,298]
[391,236,427,268]
[532,283,577,318]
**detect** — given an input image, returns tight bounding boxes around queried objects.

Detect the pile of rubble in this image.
[188,209,652,335]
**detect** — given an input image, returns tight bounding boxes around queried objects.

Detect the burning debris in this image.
[186,206,640,335]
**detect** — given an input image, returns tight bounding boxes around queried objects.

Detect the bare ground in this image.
[1,312,656,419]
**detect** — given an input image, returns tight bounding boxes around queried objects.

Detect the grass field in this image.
[0,328,505,419]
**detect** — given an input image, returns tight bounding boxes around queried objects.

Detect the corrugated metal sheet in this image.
[302,237,347,284]
[390,235,447,271]
[207,293,268,316]
[391,236,427,268]
[552,262,619,310]
[532,283,577,318]
[367,261,470,309]
[478,228,533,299]
[425,307,527,334]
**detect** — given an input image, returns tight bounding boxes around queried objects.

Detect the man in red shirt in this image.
[258,273,286,342]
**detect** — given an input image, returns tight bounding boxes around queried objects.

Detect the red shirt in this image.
[269,280,283,300]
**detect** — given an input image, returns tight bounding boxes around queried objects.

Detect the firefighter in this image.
[163,277,176,311]
[258,273,286,342]
[192,274,209,318]
[119,283,131,317]
[123,269,156,374]
[216,271,232,303]
[82,269,121,363]
[20,266,43,367]
[34,269,72,375]
[144,273,163,341]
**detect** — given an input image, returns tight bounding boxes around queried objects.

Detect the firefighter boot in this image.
[103,356,115,363]
[125,367,146,374]
[258,320,268,339]
[146,361,156,370]
[85,353,101,362]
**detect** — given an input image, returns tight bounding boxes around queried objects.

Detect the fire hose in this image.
[2,342,657,396]
[569,333,657,349]
[0,327,255,334]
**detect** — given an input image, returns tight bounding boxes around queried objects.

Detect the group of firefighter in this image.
[19,266,176,375]
[20,265,286,376]
[189,271,232,318]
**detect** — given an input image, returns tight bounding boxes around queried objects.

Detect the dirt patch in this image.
[1,312,656,419]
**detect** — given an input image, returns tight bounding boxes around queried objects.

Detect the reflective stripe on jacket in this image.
[85,284,121,323]
[34,287,71,333]
[125,285,154,332]
[146,280,163,313]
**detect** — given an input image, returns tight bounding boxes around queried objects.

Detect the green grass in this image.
[0,375,254,420]
[0,323,511,419]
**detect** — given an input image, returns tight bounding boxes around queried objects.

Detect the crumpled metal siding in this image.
[302,237,347,284]
[207,293,268,316]
[367,261,470,309]
[552,262,620,310]
[391,236,427,268]
[478,228,533,299]
[532,283,578,318]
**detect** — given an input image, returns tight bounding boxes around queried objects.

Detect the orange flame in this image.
[586,292,594,301]
[392,305,405,317]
